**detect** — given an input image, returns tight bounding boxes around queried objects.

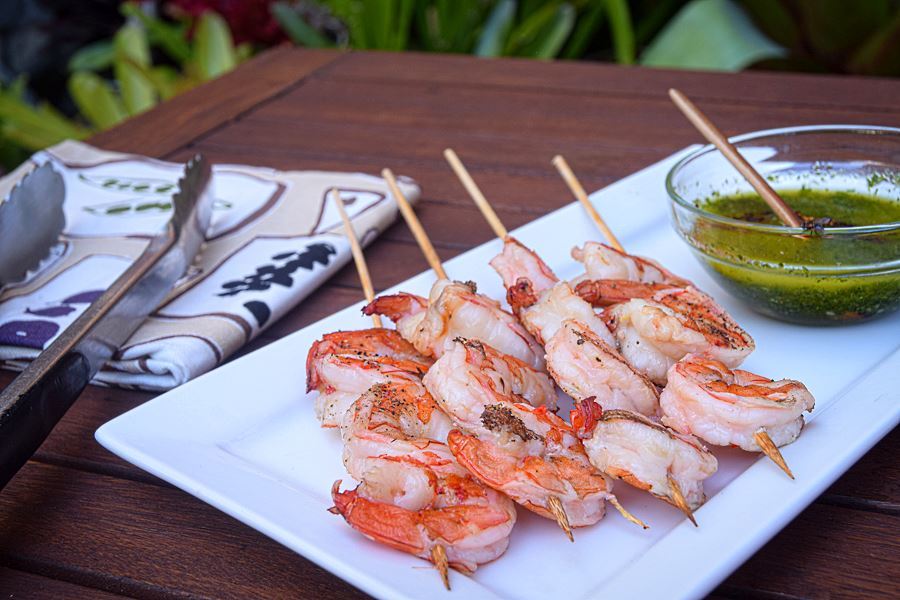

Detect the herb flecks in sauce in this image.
[698,189,900,228]
[689,189,900,324]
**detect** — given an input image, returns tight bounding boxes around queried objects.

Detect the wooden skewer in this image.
[332,188,382,328]
[443,148,509,240]
[446,162,582,541]
[343,179,452,589]
[667,473,698,527]
[381,168,448,280]
[552,143,799,481]
[754,429,795,479]
[430,544,451,591]
[668,89,803,228]
[546,495,574,542]
[551,155,625,252]
[607,495,649,530]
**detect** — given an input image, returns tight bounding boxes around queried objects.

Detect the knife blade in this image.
[0,154,214,490]
[0,163,66,287]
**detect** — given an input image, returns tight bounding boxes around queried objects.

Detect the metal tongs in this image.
[0,155,214,490]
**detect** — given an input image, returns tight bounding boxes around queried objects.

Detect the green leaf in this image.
[120,2,192,63]
[0,89,89,143]
[68,71,128,129]
[193,12,237,80]
[561,2,605,59]
[640,0,786,71]
[68,40,115,72]
[114,24,151,67]
[847,8,900,75]
[271,2,332,47]
[391,0,416,50]
[416,0,485,53]
[326,0,368,48]
[8,76,27,99]
[235,42,254,63]
[115,59,157,115]
[475,0,516,56]
[793,0,892,64]
[604,0,636,64]
[505,1,563,55]
[113,24,156,115]
[520,4,576,59]
[736,0,800,49]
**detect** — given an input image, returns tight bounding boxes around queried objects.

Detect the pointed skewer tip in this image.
[667,474,698,527]
[547,496,574,542]
[431,544,451,590]
[754,430,794,479]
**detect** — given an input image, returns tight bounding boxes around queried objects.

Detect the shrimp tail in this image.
[570,398,603,438]
[306,338,324,393]
[363,293,428,323]
[574,279,672,307]
[507,277,539,315]
[329,480,425,555]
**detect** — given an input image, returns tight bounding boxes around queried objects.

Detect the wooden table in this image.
[1,48,897,599]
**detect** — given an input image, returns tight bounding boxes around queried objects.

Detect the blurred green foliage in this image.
[1,0,898,172]
[0,2,247,167]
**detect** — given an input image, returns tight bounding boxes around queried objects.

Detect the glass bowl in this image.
[666,125,900,325]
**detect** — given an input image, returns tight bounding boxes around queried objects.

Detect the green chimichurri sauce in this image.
[701,189,900,227]
[688,189,900,324]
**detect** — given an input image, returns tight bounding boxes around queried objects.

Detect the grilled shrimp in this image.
[660,354,815,451]
[333,382,516,574]
[546,320,659,416]
[603,286,755,385]
[306,328,433,427]
[490,237,615,347]
[571,242,690,291]
[490,238,655,414]
[364,278,545,370]
[424,338,613,528]
[571,400,717,511]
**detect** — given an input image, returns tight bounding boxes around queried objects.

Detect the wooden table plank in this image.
[0,460,895,600]
[329,51,900,114]
[0,462,367,600]
[723,504,900,599]
[0,566,129,599]
[88,46,343,156]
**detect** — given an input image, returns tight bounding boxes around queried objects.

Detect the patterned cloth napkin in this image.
[0,141,418,390]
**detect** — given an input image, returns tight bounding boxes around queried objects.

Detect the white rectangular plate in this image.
[97,149,900,600]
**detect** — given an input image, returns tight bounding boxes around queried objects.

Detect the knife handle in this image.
[0,352,90,490]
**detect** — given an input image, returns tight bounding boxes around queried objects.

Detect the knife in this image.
[0,154,214,490]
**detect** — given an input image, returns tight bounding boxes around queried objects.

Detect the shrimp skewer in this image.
[571,242,691,294]
[660,354,815,478]
[364,279,547,373]
[601,286,755,386]
[490,239,660,416]
[324,195,517,588]
[547,320,660,417]
[368,169,547,372]
[334,382,517,584]
[571,399,717,525]
[426,338,647,539]
[306,328,434,427]
[307,193,436,427]
[554,158,804,477]
[549,158,753,384]
[447,158,660,417]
